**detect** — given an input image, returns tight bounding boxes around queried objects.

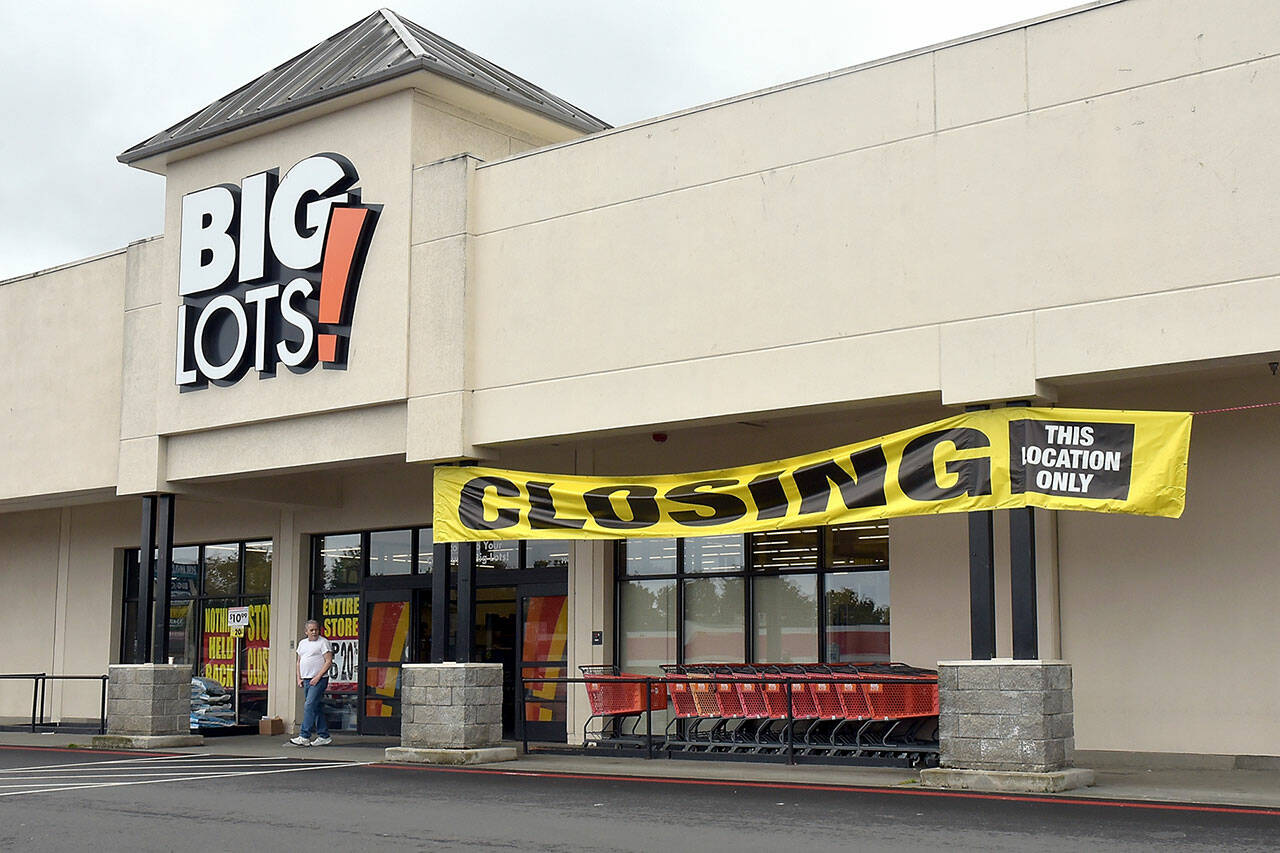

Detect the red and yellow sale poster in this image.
[200,603,270,691]
[322,595,360,693]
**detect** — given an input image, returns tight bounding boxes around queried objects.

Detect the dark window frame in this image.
[117,539,274,673]
[614,522,890,669]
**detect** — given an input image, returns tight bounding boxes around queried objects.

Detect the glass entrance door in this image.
[474,587,518,736]
[360,590,411,735]
[517,584,569,742]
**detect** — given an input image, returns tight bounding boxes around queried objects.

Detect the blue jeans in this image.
[301,677,330,738]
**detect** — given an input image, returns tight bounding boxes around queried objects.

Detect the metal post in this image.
[786,680,795,766]
[430,542,450,663]
[519,671,529,755]
[151,494,176,664]
[29,676,40,733]
[456,543,476,663]
[1010,508,1039,659]
[1003,400,1039,660]
[645,677,654,760]
[233,634,241,724]
[138,496,157,662]
[965,404,997,660]
[968,511,997,659]
[99,675,108,735]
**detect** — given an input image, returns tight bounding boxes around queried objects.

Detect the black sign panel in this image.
[1008,419,1134,500]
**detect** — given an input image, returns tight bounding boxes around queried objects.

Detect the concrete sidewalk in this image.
[3,731,1277,810]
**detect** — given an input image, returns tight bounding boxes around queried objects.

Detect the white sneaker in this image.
[310,736,333,746]
[288,735,311,746]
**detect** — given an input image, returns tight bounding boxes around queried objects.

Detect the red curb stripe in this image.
[367,763,1280,817]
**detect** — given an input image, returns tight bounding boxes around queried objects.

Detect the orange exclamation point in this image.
[317,206,372,363]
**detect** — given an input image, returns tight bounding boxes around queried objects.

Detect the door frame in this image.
[358,588,413,735]
[515,581,570,743]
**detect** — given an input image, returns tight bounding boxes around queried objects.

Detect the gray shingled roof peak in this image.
[118,8,610,165]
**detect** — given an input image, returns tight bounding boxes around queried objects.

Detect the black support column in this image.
[1005,400,1039,659]
[455,543,477,663]
[967,511,997,660]
[137,496,157,663]
[150,494,176,664]
[965,405,997,660]
[1009,508,1039,659]
[430,541,452,663]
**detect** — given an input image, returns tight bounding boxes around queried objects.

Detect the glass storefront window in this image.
[198,597,237,685]
[683,577,744,664]
[120,600,140,664]
[319,591,361,731]
[416,527,434,575]
[751,528,819,571]
[240,599,271,719]
[683,534,744,574]
[120,550,145,663]
[476,540,519,570]
[614,523,892,670]
[169,546,200,666]
[369,529,413,576]
[753,574,818,663]
[202,543,240,595]
[526,540,570,569]
[825,570,890,663]
[244,541,273,595]
[618,579,676,674]
[317,533,361,590]
[119,539,271,724]
[825,522,889,569]
[621,538,677,576]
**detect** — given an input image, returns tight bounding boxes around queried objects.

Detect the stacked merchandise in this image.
[190,676,236,729]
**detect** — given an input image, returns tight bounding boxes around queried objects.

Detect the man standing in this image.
[290,619,334,746]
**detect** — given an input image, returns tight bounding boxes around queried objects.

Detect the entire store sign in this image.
[175,152,380,388]
[433,408,1192,541]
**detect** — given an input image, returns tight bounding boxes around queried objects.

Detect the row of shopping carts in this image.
[580,663,939,765]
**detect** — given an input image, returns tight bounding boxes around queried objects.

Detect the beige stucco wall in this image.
[465,0,1280,444]
[0,253,126,503]
[0,509,61,718]
[1055,371,1280,755]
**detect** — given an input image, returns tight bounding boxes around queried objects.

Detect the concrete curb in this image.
[920,766,1096,793]
[385,746,517,765]
[91,734,205,749]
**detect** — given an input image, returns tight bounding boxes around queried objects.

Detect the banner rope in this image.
[1194,400,1280,415]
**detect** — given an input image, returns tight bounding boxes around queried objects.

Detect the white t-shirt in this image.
[297,636,334,679]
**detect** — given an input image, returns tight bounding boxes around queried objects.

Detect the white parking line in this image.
[7,753,196,772]
[6,760,322,774]
[0,755,368,798]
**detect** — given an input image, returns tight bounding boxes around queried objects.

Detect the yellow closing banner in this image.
[433,407,1192,542]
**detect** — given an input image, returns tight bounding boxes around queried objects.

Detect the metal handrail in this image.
[0,673,109,734]
[518,672,938,766]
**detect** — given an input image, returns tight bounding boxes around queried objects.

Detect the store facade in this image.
[2,1,1279,762]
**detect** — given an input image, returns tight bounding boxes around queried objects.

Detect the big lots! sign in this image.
[176,152,380,388]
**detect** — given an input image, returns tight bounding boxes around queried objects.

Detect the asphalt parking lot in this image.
[0,746,1276,852]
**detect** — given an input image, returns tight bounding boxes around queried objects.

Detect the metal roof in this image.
[118,9,610,165]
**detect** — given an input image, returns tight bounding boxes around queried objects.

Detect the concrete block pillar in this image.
[920,660,1093,793]
[385,663,516,765]
[91,664,203,749]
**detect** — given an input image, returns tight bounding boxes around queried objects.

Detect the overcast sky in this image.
[0,0,1081,282]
